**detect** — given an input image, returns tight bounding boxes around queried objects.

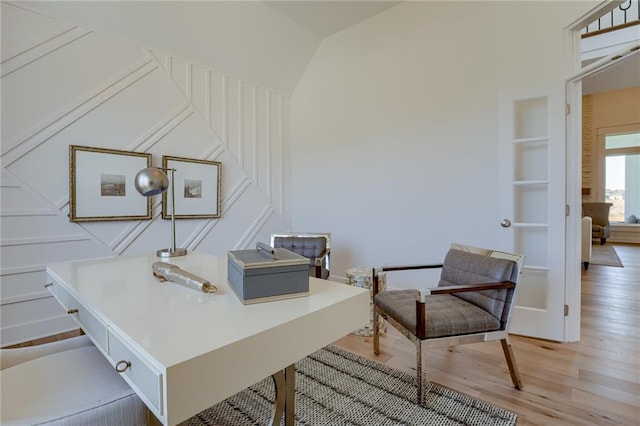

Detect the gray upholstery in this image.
[438,249,516,326]
[274,236,326,259]
[273,235,330,279]
[374,290,501,338]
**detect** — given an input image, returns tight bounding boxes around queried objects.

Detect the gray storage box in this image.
[227,246,310,304]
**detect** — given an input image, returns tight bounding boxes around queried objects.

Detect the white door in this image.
[498,82,566,341]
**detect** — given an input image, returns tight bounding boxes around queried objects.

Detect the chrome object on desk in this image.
[152,262,217,293]
[135,167,187,258]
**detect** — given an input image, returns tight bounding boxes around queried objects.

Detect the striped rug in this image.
[188,345,517,426]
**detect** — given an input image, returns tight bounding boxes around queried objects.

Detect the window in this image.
[604,132,640,222]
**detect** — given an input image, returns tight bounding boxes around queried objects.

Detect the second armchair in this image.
[582,202,613,245]
[271,232,331,279]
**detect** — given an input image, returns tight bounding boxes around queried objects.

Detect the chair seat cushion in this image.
[1,346,146,425]
[375,290,501,339]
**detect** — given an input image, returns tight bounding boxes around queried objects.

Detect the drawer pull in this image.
[67,309,79,314]
[44,283,53,288]
[115,360,131,373]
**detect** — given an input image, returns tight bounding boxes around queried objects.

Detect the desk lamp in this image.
[135,167,187,257]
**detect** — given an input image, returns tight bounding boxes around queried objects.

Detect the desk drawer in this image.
[108,329,163,414]
[50,278,108,352]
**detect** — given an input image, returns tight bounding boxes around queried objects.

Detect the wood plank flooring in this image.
[333,243,640,425]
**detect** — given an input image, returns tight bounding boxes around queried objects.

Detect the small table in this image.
[345,267,386,337]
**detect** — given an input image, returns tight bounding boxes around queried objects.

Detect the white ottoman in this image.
[1,336,147,425]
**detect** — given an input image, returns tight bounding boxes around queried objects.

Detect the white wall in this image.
[0,3,290,345]
[291,1,598,285]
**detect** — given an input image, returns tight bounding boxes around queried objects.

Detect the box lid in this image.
[228,247,309,269]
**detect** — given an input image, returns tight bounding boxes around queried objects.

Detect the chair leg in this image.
[373,308,380,355]
[416,340,423,405]
[600,238,606,245]
[500,338,523,390]
[583,261,589,270]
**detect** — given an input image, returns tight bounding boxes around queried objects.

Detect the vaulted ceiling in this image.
[18,1,401,93]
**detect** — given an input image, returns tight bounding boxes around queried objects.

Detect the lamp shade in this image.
[134,167,169,197]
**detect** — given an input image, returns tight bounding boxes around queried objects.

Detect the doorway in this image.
[565,1,640,342]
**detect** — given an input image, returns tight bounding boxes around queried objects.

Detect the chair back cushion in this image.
[438,249,517,327]
[273,236,327,266]
[582,202,612,227]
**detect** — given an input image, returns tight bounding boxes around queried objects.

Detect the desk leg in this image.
[271,364,295,426]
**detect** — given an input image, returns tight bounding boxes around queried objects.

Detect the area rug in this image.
[188,345,517,426]
[591,243,623,267]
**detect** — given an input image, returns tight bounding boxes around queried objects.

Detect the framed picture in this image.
[162,156,222,219]
[69,145,152,222]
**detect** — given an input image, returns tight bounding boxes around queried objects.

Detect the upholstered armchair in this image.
[271,232,331,279]
[582,202,613,245]
[372,243,524,404]
[1,335,148,425]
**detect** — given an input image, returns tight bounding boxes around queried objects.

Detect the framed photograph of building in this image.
[161,155,222,219]
[69,145,152,222]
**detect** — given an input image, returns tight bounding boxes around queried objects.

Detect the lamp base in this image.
[156,248,188,258]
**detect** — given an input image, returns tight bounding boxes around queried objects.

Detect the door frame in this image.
[563,0,637,342]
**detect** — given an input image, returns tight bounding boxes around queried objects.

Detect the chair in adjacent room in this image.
[271,232,331,279]
[372,243,524,404]
[1,335,149,425]
[582,202,613,245]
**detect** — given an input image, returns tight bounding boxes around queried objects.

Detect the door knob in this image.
[500,219,512,228]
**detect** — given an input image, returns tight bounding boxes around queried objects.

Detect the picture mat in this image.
[72,149,150,220]
[164,157,221,218]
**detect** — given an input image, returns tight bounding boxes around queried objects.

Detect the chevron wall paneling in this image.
[0,3,290,346]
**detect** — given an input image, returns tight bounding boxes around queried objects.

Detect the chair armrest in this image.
[372,264,444,296]
[417,281,515,302]
[378,264,444,273]
[312,248,330,266]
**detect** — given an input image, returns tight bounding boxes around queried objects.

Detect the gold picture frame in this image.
[69,145,152,222]
[161,155,222,219]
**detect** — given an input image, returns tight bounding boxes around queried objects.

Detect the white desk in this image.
[46,252,369,425]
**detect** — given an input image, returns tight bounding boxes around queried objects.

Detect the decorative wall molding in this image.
[1,27,90,78]
[2,292,52,306]
[150,51,287,218]
[2,58,158,163]
[234,206,275,250]
[1,4,290,345]
[0,209,59,217]
[129,104,194,153]
[0,264,46,276]
[0,234,90,247]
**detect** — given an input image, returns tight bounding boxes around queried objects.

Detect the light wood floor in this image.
[333,243,640,425]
